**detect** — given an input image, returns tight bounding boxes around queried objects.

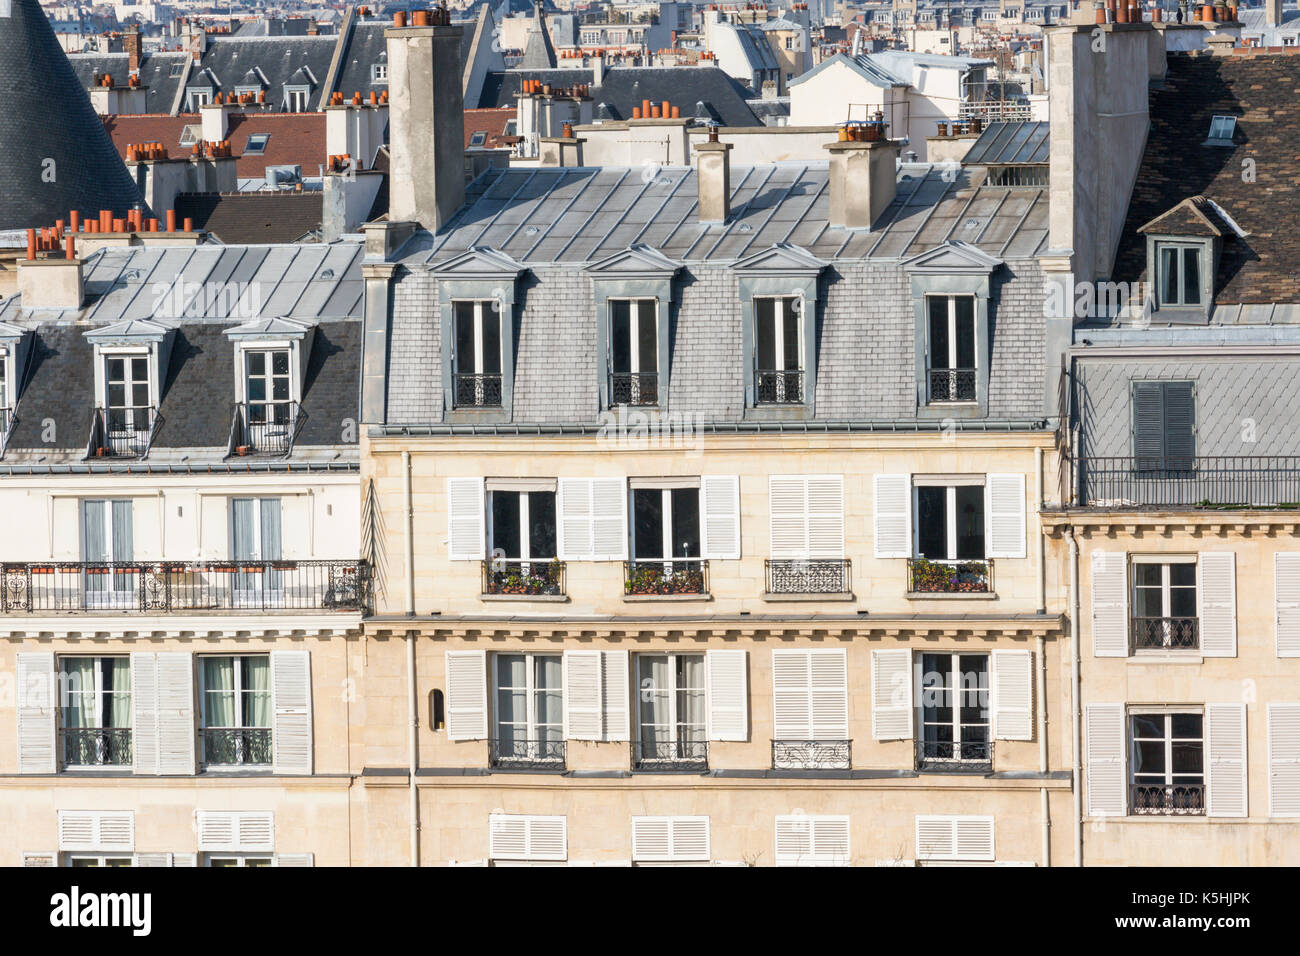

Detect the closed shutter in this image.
[58,811,135,852]
[1131,381,1164,467]
[771,649,848,740]
[446,478,485,561]
[444,650,487,741]
[1267,703,1300,818]
[700,476,741,560]
[134,853,172,867]
[1163,382,1196,465]
[557,478,592,559]
[1133,381,1195,467]
[16,652,55,774]
[273,853,314,867]
[768,476,842,559]
[774,815,850,866]
[489,814,566,861]
[563,650,603,740]
[1275,554,1300,657]
[156,652,195,775]
[1205,703,1247,818]
[810,649,849,738]
[600,650,630,742]
[769,476,807,559]
[985,474,1026,559]
[271,650,313,774]
[130,652,159,775]
[196,811,274,852]
[870,648,913,740]
[771,650,811,739]
[631,816,710,862]
[1084,703,1126,817]
[706,649,748,741]
[873,474,911,558]
[915,815,994,862]
[991,649,1033,741]
[1090,551,1129,657]
[558,478,627,560]
[1198,552,1237,658]
[806,476,844,558]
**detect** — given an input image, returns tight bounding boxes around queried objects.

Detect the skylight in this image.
[1208,115,1237,143]
[245,133,270,155]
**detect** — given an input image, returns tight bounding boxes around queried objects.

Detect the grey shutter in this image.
[1132,382,1164,468]
[1162,382,1196,467]
[1133,381,1195,468]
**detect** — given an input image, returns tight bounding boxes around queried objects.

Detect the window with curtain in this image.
[492,653,562,765]
[231,498,283,599]
[60,656,132,768]
[201,655,272,767]
[635,653,705,764]
[82,500,134,605]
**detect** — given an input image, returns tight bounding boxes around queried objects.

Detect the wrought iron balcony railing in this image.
[623,560,708,597]
[227,401,302,458]
[609,372,659,407]
[202,727,272,767]
[907,558,993,594]
[915,739,993,773]
[481,558,565,597]
[765,558,851,595]
[454,373,503,408]
[1131,616,1199,651]
[1075,456,1300,509]
[61,727,133,768]
[928,368,977,403]
[0,406,13,457]
[754,369,804,405]
[86,406,160,460]
[489,737,566,771]
[631,738,709,772]
[771,739,851,770]
[1130,783,1206,816]
[0,560,370,614]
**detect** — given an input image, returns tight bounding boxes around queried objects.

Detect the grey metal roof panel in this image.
[963,121,1049,166]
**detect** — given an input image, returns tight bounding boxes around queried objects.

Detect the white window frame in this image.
[630,483,702,562]
[243,347,293,422]
[284,85,310,112]
[753,294,805,375]
[205,854,273,867]
[1208,115,1236,140]
[451,300,500,377]
[487,487,557,562]
[102,350,152,436]
[370,63,388,83]
[608,297,659,377]
[66,854,135,867]
[243,133,270,155]
[491,652,563,756]
[912,477,985,561]
[199,653,272,769]
[1128,706,1206,807]
[924,294,977,404]
[229,496,283,604]
[916,651,990,764]
[186,89,211,110]
[81,499,134,608]
[59,655,132,738]
[1155,241,1204,308]
[634,652,706,757]
[1130,554,1198,650]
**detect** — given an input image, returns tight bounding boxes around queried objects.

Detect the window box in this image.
[481,558,565,597]
[907,557,992,594]
[623,560,708,596]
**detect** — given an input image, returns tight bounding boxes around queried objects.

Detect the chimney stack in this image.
[694,126,733,223]
[125,24,142,73]
[1267,0,1282,25]
[824,133,899,230]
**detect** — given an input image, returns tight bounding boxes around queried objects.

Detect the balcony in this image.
[1130,783,1206,816]
[227,401,302,458]
[771,739,851,770]
[927,368,976,403]
[631,738,709,772]
[754,369,804,405]
[907,558,993,595]
[489,737,566,771]
[915,739,993,774]
[0,560,370,614]
[454,373,503,408]
[623,560,708,597]
[609,372,658,407]
[1074,456,1300,509]
[85,406,160,460]
[1131,616,1199,651]
[61,728,132,768]
[202,727,272,767]
[0,406,15,455]
[765,558,851,596]
[481,559,565,598]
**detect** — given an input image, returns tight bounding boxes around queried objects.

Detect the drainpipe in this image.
[1035,447,1046,614]
[1037,633,1050,867]
[404,450,419,867]
[1066,528,1083,867]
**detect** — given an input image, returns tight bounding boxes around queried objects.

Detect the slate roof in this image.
[196,35,338,110]
[66,50,189,112]
[519,2,558,70]
[174,192,323,243]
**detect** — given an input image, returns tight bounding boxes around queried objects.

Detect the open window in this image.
[753,296,804,405]
[200,654,272,769]
[627,479,706,596]
[59,656,132,770]
[484,480,561,596]
[609,298,659,406]
[453,301,503,408]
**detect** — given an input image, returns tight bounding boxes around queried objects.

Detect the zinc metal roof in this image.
[962,121,1050,166]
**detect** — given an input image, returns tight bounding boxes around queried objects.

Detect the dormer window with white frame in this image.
[1155,242,1204,308]
[452,301,503,409]
[753,295,804,406]
[609,298,659,407]
[371,63,388,84]
[84,321,171,460]
[284,86,310,112]
[925,294,977,404]
[186,89,212,111]
[224,318,313,457]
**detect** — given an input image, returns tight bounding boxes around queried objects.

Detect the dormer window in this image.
[926,295,976,404]
[104,355,152,453]
[609,299,659,407]
[1156,243,1203,308]
[284,86,310,112]
[452,301,503,408]
[754,296,804,405]
[186,89,212,111]
[224,318,312,457]
[371,63,388,83]
[245,349,293,442]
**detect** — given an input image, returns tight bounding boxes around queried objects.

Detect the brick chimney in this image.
[823,136,899,230]
[125,24,142,73]
[694,126,733,223]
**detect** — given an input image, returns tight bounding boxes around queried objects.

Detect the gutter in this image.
[371,419,1057,438]
[0,461,358,476]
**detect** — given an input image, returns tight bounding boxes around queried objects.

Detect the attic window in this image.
[371,63,388,83]
[179,125,202,147]
[469,131,487,147]
[245,133,270,155]
[1206,115,1236,145]
[169,63,184,77]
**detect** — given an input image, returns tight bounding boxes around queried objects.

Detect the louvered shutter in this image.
[806,476,845,558]
[775,815,850,866]
[600,650,630,742]
[134,853,172,867]
[557,478,592,559]
[1133,381,1195,467]
[1267,703,1300,818]
[271,650,313,774]
[195,812,235,851]
[915,815,994,862]
[156,652,195,775]
[16,652,55,774]
[131,652,159,775]
[632,816,710,862]
[992,649,1033,741]
[774,815,812,866]
[196,811,274,852]
[1198,552,1236,657]
[1084,703,1126,817]
[1162,382,1196,466]
[235,812,274,852]
[985,473,1026,559]
[700,476,741,560]
[873,474,912,558]
[1132,381,1165,468]
[706,649,748,741]
[771,650,812,739]
[489,814,566,861]
[444,650,487,741]
[273,853,314,867]
[810,816,850,866]
[591,478,628,560]
[171,853,197,867]
[1205,703,1247,818]
[58,811,135,852]
[1276,554,1300,657]
[871,648,913,740]
[809,649,849,738]
[446,478,485,561]
[768,476,807,559]
[670,816,710,861]
[1090,551,1129,657]
[563,650,603,740]
[955,817,995,860]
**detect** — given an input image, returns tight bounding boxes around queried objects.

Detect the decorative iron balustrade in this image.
[754,369,804,405]
[1130,783,1206,816]
[202,727,272,767]
[1075,456,1300,509]
[489,737,566,770]
[765,559,851,595]
[623,560,708,597]
[454,373,503,408]
[0,560,370,613]
[771,739,851,770]
[1131,616,1199,651]
[609,372,659,407]
[481,559,565,597]
[228,401,302,457]
[915,739,993,773]
[61,727,133,768]
[86,406,160,460]
[631,738,709,772]
[907,558,992,594]
[928,368,977,403]
[960,100,1034,122]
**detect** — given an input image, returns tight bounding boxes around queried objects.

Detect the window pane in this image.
[527,492,557,559]
[490,491,521,559]
[248,352,265,375]
[480,310,501,375]
[754,298,776,369]
[1171,713,1202,739]
[1133,739,1166,774]
[610,300,632,373]
[1172,742,1203,774]
[108,358,124,380]
[670,487,700,558]
[131,358,147,380]
[916,486,947,559]
[781,299,800,371]
[1182,248,1201,305]
[454,303,476,372]
[1160,247,1179,304]
[1131,714,1163,738]
[928,298,950,370]
[954,297,975,368]
[954,485,985,560]
[633,489,664,560]
[271,352,289,375]
[636,300,658,374]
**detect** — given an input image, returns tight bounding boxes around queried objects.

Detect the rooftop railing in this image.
[1075,456,1300,509]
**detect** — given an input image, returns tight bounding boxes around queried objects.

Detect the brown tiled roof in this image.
[1115,51,1300,304]
[102,112,327,178]
[174,191,321,243]
[462,108,516,150]
[1138,195,1227,237]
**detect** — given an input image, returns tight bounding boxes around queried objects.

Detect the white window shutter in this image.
[273,853,314,867]
[197,811,274,852]
[444,651,487,741]
[59,811,135,852]
[1198,552,1237,658]
[632,816,710,862]
[991,649,1033,741]
[591,478,628,560]
[700,476,741,560]
[600,650,630,742]
[871,648,913,740]
[563,650,603,740]
[557,478,592,559]
[1267,703,1300,818]
[806,476,845,559]
[706,649,749,741]
[446,477,485,561]
[809,649,849,738]
[775,815,849,866]
[1084,703,1126,817]
[1275,554,1300,658]
[1205,703,1247,818]
[771,650,812,739]
[156,652,195,775]
[873,474,911,558]
[985,473,1026,559]
[271,650,313,775]
[130,652,159,775]
[16,652,55,774]
[490,814,566,861]
[810,816,850,865]
[171,853,197,867]
[134,853,172,867]
[955,817,995,861]
[769,476,808,559]
[1090,551,1129,657]
[915,815,994,862]
[195,811,235,851]
[670,816,710,861]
